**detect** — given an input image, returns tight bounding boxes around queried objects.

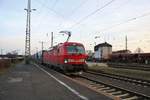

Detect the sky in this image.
[0,0,150,54]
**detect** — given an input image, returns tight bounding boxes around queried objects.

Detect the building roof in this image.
[94,42,112,51]
[112,50,131,54]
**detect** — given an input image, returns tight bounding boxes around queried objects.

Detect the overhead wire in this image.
[80,0,131,36]
[56,0,89,31]
[35,0,65,19]
[69,0,89,18]
[98,11,150,51]
[33,1,49,30]
[34,0,65,33]
[80,0,131,39]
[98,11,150,32]
[68,0,116,29]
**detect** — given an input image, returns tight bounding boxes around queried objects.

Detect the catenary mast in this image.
[25,0,35,63]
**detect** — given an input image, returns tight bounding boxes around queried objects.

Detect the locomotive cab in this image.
[42,42,88,74]
[60,42,88,73]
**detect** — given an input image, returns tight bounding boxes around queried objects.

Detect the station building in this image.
[94,42,112,61]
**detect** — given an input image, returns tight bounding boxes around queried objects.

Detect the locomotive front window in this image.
[67,45,85,54]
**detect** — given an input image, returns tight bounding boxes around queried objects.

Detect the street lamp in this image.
[95,36,100,39]
[94,36,100,45]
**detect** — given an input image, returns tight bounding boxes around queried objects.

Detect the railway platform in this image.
[0,62,112,100]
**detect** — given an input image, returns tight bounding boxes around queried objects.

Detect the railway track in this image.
[36,63,150,99]
[72,73,150,100]
[86,71,150,87]
[108,63,150,71]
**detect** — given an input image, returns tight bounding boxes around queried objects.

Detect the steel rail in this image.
[78,73,150,100]
[108,63,150,71]
[86,70,150,87]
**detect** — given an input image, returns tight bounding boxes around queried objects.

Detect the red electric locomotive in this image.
[42,42,88,73]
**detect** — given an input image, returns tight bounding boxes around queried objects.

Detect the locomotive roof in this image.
[63,42,84,46]
[48,42,84,51]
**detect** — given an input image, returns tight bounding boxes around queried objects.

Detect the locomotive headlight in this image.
[64,59,68,63]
